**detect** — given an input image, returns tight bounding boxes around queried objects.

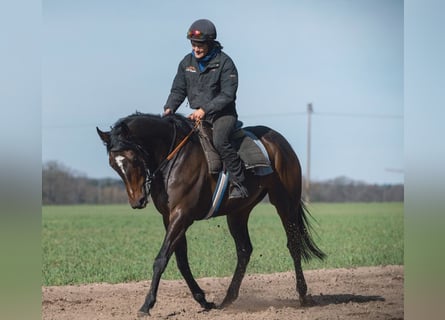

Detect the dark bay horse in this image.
[97,113,325,316]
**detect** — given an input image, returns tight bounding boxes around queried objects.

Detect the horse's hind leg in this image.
[220,211,253,309]
[269,191,309,306]
[174,235,216,310]
[285,210,311,306]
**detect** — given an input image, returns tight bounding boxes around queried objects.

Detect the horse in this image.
[96,112,325,316]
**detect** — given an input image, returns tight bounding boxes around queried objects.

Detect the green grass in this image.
[42,202,403,286]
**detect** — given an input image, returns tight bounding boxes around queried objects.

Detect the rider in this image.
[163,19,248,199]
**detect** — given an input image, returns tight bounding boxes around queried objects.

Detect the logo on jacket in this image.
[185,66,197,73]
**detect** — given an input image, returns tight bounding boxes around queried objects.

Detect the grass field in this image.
[42,202,403,286]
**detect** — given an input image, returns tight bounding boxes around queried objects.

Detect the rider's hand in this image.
[162,108,172,117]
[188,108,205,121]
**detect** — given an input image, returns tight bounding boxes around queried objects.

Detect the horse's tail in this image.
[249,125,326,261]
[297,201,326,262]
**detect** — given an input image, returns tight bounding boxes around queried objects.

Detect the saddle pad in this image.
[197,123,272,175]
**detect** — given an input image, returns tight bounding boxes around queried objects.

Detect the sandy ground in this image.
[42,265,403,320]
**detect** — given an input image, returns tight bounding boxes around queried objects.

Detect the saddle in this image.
[197,121,273,176]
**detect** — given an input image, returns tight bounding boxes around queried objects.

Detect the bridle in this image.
[123,119,200,202]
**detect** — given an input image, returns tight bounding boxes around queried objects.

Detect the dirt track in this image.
[42,265,403,320]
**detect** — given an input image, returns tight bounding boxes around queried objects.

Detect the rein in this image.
[142,119,200,198]
[166,119,200,161]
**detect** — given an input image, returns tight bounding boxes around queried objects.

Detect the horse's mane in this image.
[106,112,193,152]
[113,112,192,131]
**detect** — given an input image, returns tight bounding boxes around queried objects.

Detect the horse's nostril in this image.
[129,196,146,209]
[132,196,147,209]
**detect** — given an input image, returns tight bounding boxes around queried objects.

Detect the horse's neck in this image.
[134,116,195,167]
[147,118,196,171]
[131,119,173,166]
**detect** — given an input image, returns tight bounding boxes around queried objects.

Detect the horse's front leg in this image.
[175,235,216,310]
[138,214,190,316]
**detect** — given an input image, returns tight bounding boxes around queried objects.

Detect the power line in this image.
[42,111,403,129]
[241,111,307,119]
[241,111,403,120]
[315,112,403,119]
[42,122,114,129]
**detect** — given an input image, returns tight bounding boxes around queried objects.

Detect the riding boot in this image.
[212,115,249,199]
[228,180,249,199]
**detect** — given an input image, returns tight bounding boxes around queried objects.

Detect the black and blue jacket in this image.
[164,50,238,121]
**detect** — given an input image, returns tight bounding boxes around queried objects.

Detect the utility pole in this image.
[305,103,313,203]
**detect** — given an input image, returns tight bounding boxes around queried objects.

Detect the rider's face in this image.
[191,41,209,59]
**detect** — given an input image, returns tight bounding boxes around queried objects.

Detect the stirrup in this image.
[228,182,248,199]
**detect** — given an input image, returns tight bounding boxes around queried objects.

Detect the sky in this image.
[5,2,445,319]
[42,0,403,184]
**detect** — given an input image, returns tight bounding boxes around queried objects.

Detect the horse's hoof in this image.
[218,300,234,310]
[137,309,151,317]
[202,302,215,310]
[300,294,316,307]
[203,302,216,310]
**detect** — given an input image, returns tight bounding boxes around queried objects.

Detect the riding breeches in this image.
[212,115,245,183]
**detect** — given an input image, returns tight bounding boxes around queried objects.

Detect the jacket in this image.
[164,51,238,121]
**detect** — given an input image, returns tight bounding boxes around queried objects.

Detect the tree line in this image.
[42,161,403,205]
[42,161,127,205]
[309,176,403,202]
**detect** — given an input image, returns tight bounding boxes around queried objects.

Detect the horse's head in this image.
[97,123,149,209]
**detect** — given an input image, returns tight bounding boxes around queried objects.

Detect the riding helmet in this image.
[187,19,217,42]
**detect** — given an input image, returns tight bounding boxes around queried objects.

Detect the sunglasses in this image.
[187,29,205,40]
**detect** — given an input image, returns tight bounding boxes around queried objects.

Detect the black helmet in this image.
[187,19,217,42]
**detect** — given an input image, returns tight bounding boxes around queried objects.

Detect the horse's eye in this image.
[132,157,143,166]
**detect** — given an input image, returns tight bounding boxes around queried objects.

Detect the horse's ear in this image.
[96,127,111,145]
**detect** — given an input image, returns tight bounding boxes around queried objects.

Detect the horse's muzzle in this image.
[130,196,148,209]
